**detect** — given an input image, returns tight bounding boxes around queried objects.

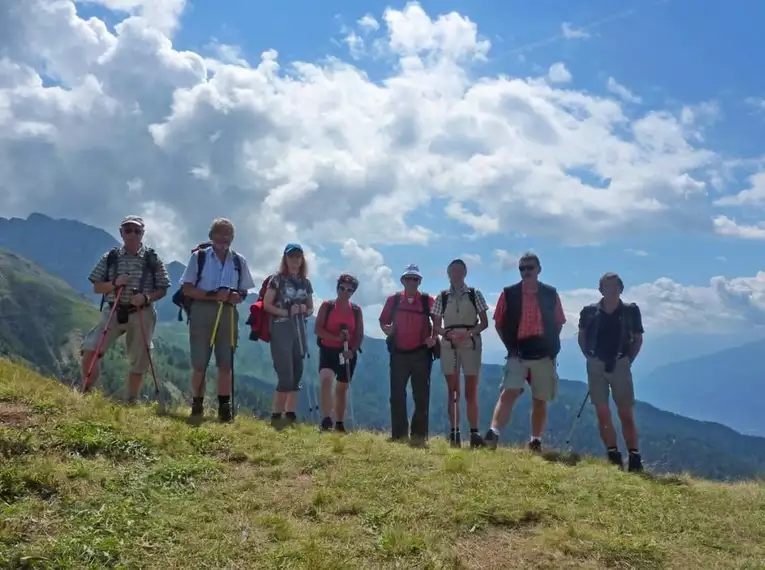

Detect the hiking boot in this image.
[270,413,283,430]
[409,435,428,448]
[334,421,347,433]
[449,430,462,448]
[528,438,542,453]
[607,449,624,469]
[469,431,485,448]
[190,399,204,418]
[627,451,643,473]
[484,429,499,450]
[218,402,233,423]
[319,416,333,432]
[283,412,297,428]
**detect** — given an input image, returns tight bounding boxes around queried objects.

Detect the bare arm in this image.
[432,315,444,336]
[354,310,365,351]
[314,303,342,343]
[629,334,643,362]
[305,294,314,316]
[473,310,488,335]
[578,329,587,354]
[263,288,289,318]
[181,282,212,301]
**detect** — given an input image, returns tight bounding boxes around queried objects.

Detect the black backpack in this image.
[170,243,244,322]
[316,300,363,353]
[100,247,159,311]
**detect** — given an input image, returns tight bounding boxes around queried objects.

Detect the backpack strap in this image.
[138,247,158,294]
[467,287,478,313]
[351,303,363,353]
[194,247,208,287]
[439,289,449,313]
[231,250,243,291]
[323,300,336,328]
[100,247,120,311]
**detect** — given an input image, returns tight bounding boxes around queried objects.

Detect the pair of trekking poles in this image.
[81,286,165,413]
[292,309,355,428]
[200,290,239,419]
[292,307,321,423]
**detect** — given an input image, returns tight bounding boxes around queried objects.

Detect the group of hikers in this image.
[79,215,645,472]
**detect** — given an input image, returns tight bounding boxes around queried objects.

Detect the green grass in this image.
[1,359,764,569]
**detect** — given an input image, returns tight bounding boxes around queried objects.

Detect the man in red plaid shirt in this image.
[484,252,566,452]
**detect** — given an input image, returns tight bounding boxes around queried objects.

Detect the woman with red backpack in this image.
[314,274,364,432]
[261,243,314,429]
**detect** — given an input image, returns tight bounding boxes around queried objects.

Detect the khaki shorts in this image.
[81,305,156,375]
[586,356,634,408]
[501,356,558,402]
[440,335,482,376]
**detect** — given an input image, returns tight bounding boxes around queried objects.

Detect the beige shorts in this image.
[586,356,635,408]
[81,305,156,375]
[501,356,558,402]
[440,335,482,376]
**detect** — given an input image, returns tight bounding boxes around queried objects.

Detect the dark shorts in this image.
[318,345,357,383]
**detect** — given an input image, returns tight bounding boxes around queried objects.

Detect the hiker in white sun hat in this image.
[378,263,439,447]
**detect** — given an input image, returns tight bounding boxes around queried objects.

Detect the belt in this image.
[444,325,478,350]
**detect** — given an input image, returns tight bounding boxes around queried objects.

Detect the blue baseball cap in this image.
[284,243,303,254]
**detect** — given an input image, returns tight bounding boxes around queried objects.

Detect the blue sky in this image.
[134,0,765,298]
[5,0,765,367]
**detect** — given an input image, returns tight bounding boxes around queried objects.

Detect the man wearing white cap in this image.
[378,263,438,446]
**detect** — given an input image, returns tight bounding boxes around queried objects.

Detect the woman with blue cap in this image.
[262,243,314,429]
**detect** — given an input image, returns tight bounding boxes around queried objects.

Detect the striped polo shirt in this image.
[88,245,171,305]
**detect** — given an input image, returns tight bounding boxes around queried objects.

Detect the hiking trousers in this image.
[389,348,432,440]
[270,319,304,392]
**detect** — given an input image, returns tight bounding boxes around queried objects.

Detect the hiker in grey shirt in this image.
[262,243,314,429]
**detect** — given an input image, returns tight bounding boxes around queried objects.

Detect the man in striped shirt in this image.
[81,215,171,403]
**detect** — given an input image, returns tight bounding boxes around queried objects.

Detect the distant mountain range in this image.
[1,212,763,438]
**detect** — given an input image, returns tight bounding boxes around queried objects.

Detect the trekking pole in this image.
[453,387,458,441]
[293,309,316,420]
[229,303,237,420]
[340,328,355,429]
[82,285,124,393]
[200,301,225,404]
[565,390,590,447]
[136,297,166,414]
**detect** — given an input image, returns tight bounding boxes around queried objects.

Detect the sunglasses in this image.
[338,285,355,294]
[402,276,420,282]
[519,265,536,272]
[122,226,143,235]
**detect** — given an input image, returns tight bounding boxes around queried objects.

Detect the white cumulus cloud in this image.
[0,0,763,345]
[547,62,571,84]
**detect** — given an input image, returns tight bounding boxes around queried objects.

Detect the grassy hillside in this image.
[0,249,271,414]
[1,360,764,569]
[0,249,95,376]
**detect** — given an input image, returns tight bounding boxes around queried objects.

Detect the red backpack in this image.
[246,275,275,342]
